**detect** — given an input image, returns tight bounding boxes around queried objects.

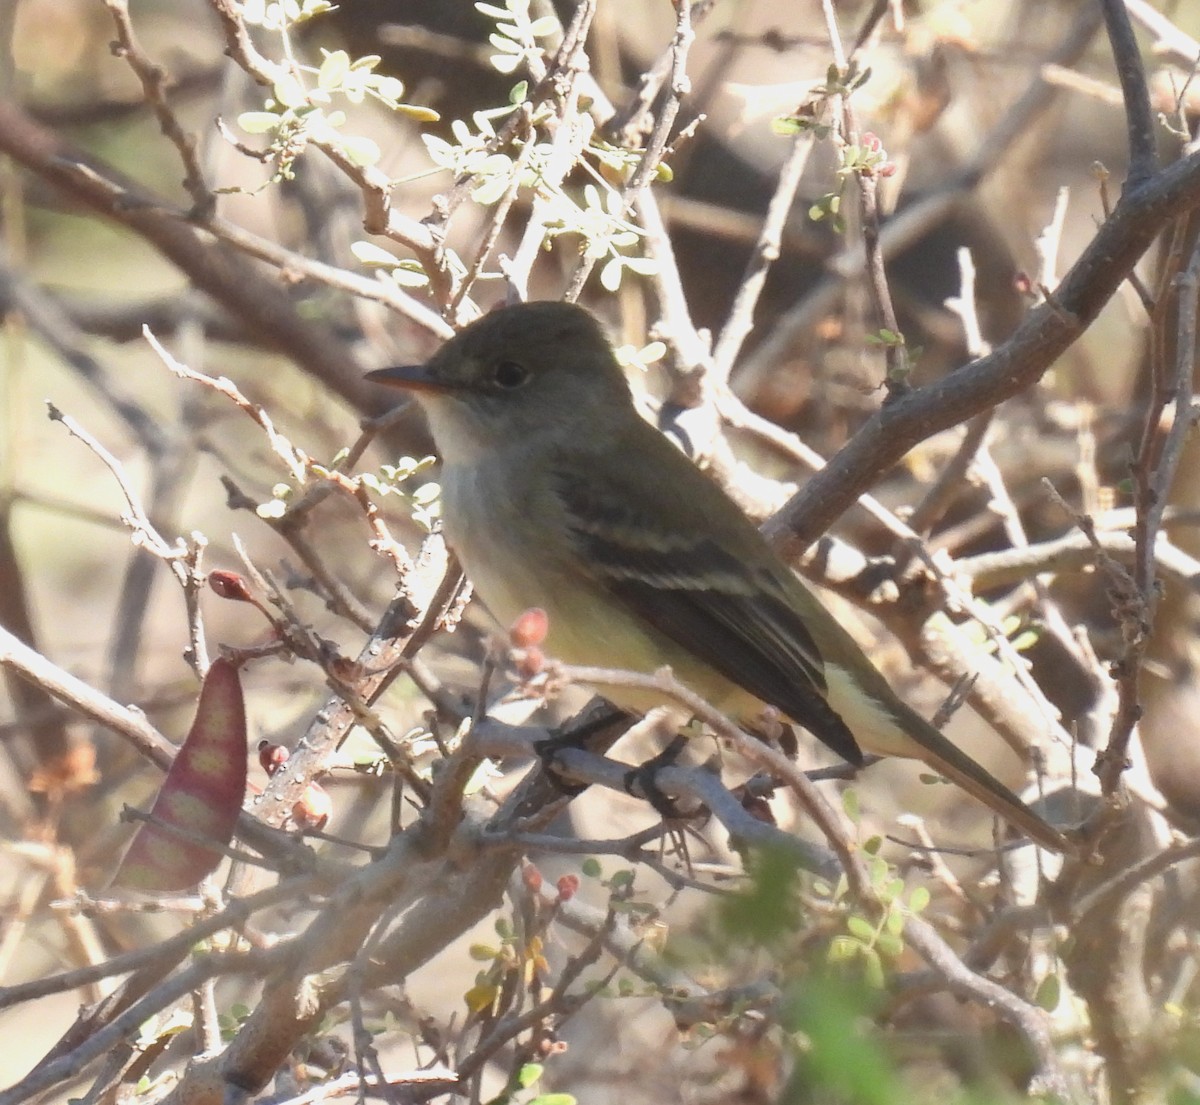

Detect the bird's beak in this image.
[365,364,455,393]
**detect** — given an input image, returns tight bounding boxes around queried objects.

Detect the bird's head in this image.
[368,301,634,455]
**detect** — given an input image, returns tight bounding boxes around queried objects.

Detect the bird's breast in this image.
[438,460,740,710]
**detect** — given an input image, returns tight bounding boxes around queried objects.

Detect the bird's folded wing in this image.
[555,471,864,765]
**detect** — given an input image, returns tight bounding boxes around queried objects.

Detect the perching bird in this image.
[368,300,1068,852]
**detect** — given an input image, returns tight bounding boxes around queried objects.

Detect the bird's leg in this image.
[533,699,635,796]
[623,733,696,820]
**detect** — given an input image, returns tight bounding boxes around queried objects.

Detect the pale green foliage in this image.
[350,241,431,289]
[239,0,334,29]
[240,0,666,293]
[398,1,665,290]
[475,0,560,75]
[421,114,524,205]
[542,183,658,292]
[816,840,930,990]
[613,340,667,373]
[360,456,442,532]
[235,29,439,183]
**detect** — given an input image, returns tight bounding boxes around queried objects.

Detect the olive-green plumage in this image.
[368,301,1068,853]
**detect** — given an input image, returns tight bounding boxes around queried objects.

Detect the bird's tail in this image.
[903,709,1071,854]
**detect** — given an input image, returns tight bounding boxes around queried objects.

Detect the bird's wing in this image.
[554,466,864,766]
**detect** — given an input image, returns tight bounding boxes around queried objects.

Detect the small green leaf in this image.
[528,14,558,36]
[238,111,281,134]
[390,262,430,288]
[846,914,875,942]
[609,868,634,891]
[1035,973,1061,1011]
[490,52,522,74]
[351,240,400,266]
[471,174,511,205]
[599,256,624,291]
[518,1063,544,1088]
[841,788,859,822]
[828,935,857,962]
[861,946,885,988]
[340,135,381,166]
[909,886,930,913]
[489,32,523,53]
[273,73,307,108]
[318,49,350,90]
[622,256,659,276]
[876,931,904,958]
[394,103,441,122]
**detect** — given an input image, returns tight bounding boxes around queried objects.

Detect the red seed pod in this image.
[209,570,255,603]
[556,874,580,901]
[522,862,544,894]
[292,782,331,830]
[258,740,290,776]
[509,607,549,648]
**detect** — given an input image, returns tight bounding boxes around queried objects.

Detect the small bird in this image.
[368,301,1068,852]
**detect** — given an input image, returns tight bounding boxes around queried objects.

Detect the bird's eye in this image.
[492,360,530,389]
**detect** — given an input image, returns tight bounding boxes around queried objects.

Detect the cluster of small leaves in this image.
[961,610,1042,659]
[239,0,333,28]
[257,479,298,520]
[237,45,438,181]
[499,1063,576,1105]
[419,106,661,290]
[351,239,436,290]
[398,3,663,291]
[476,0,560,75]
[217,1001,253,1042]
[772,61,872,139]
[587,137,674,186]
[466,916,551,1015]
[422,107,532,206]
[546,184,659,292]
[808,133,896,233]
[360,456,442,532]
[574,860,663,999]
[613,339,667,373]
[579,858,657,924]
[817,792,930,989]
[808,190,843,230]
[839,131,897,180]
